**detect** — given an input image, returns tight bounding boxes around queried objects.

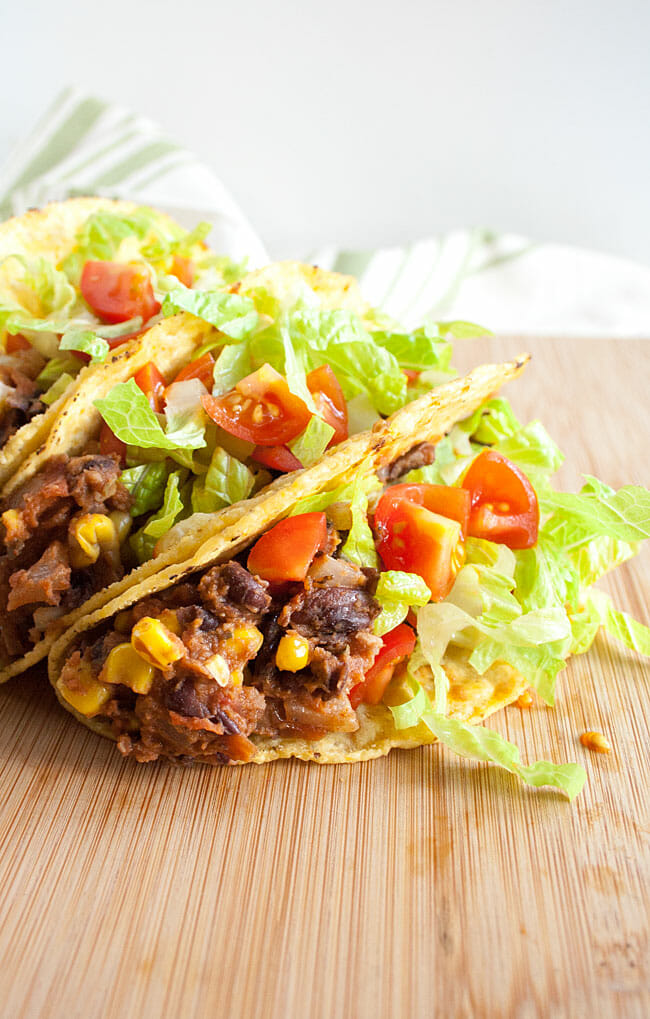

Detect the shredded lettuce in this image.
[121,462,170,518]
[162,287,258,340]
[389,674,585,800]
[583,589,650,657]
[162,379,208,450]
[191,446,255,513]
[0,255,77,335]
[289,415,335,468]
[371,322,452,373]
[35,354,83,388]
[540,482,650,544]
[94,379,205,451]
[341,471,382,567]
[59,328,109,364]
[130,470,185,562]
[212,342,252,395]
[373,572,431,636]
[41,372,75,406]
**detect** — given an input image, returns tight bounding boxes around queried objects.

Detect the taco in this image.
[48,361,650,799]
[0,256,499,683]
[0,197,239,489]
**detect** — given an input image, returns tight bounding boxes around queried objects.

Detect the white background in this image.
[2,0,649,264]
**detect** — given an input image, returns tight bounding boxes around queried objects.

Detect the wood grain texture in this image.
[1,337,649,1019]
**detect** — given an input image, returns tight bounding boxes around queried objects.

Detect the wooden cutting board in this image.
[0,336,648,1018]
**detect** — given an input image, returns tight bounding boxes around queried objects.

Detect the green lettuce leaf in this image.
[288,415,335,468]
[35,354,83,388]
[121,462,170,518]
[59,328,109,363]
[584,589,650,656]
[341,470,382,567]
[162,287,258,340]
[94,379,205,451]
[41,373,75,406]
[437,320,492,339]
[0,255,77,334]
[212,341,252,395]
[191,446,255,513]
[162,379,208,450]
[130,470,185,562]
[389,673,585,799]
[373,571,431,636]
[540,483,650,543]
[371,322,452,373]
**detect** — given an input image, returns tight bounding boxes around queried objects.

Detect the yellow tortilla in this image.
[47,356,530,761]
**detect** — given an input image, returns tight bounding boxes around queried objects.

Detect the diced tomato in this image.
[247,512,328,583]
[80,261,161,324]
[404,369,420,386]
[461,449,539,549]
[170,352,215,390]
[376,483,470,536]
[202,364,311,446]
[99,422,127,463]
[5,333,31,353]
[133,362,167,412]
[251,445,303,473]
[375,493,464,602]
[306,365,348,446]
[349,623,416,708]
[170,255,195,288]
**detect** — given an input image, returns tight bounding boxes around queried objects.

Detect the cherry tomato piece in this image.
[375,498,464,602]
[170,255,195,288]
[461,449,539,549]
[349,623,416,708]
[252,445,303,473]
[247,512,328,583]
[80,261,161,324]
[133,362,167,413]
[376,483,470,536]
[306,365,348,446]
[171,352,215,390]
[202,364,311,446]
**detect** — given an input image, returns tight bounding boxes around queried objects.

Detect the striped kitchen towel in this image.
[2,88,649,337]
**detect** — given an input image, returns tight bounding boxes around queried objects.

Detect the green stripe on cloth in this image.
[331,251,373,279]
[4,97,106,197]
[93,141,180,187]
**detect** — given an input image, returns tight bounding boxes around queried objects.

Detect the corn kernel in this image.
[57,667,111,717]
[131,616,185,669]
[102,643,155,695]
[516,690,534,709]
[580,730,612,754]
[275,633,310,672]
[1,509,20,532]
[204,653,231,686]
[69,513,118,568]
[160,609,182,636]
[222,625,263,661]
